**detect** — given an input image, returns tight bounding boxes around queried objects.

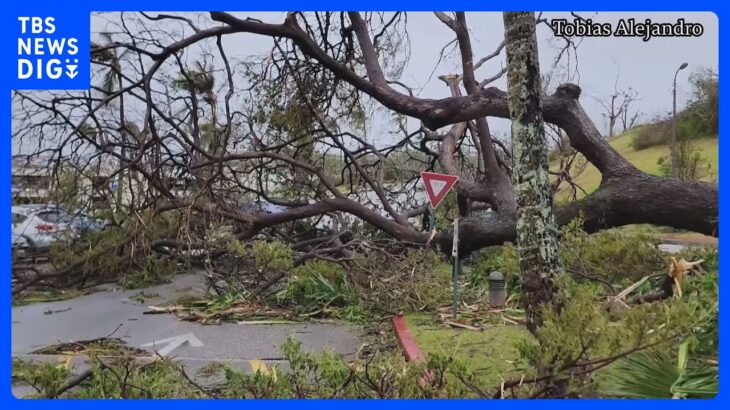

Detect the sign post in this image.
[452,218,460,316]
[420,171,460,316]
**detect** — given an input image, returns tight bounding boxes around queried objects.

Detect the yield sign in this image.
[420,171,459,208]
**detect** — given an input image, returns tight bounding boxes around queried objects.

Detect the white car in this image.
[11,205,77,251]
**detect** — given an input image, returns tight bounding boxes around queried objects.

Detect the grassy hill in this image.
[554,130,718,202]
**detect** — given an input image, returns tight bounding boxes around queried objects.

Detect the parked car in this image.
[11,204,108,251]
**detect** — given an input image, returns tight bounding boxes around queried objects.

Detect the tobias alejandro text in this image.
[550,18,704,42]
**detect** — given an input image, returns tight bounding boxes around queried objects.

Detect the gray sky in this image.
[87,11,717,145]
[385,11,718,141]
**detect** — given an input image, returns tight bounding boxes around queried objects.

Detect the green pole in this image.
[428,206,436,231]
[452,218,460,317]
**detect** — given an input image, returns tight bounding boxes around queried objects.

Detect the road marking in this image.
[141,333,204,357]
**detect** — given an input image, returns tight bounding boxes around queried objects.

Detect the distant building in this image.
[12,155,117,208]
[11,157,52,204]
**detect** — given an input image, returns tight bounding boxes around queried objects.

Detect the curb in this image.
[391,315,426,363]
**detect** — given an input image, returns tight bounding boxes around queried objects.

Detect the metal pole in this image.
[671,70,678,178]
[428,206,436,231]
[671,63,688,179]
[452,218,459,316]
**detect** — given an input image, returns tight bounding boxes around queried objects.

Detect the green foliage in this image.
[630,118,707,151]
[679,245,718,274]
[519,279,626,375]
[46,211,192,289]
[518,271,718,397]
[11,334,479,398]
[118,256,179,289]
[226,239,294,273]
[631,69,717,151]
[559,219,665,283]
[686,68,718,135]
[631,121,669,150]
[406,313,533,387]
[360,248,453,311]
[657,139,713,181]
[221,335,477,398]
[470,244,520,295]
[473,219,665,293]
[469,221,720,397]
[605,350,686,398]
[605,342,718,399]
[76,359,203,399]
[172,62,215,95]
[12,358,70,397]
[277,260,357,314]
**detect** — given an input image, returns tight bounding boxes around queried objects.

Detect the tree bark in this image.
[503,12,564,332]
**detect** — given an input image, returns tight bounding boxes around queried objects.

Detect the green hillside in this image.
[554,130,718,202]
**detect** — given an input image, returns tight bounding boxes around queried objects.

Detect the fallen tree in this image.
[12,11,717,261]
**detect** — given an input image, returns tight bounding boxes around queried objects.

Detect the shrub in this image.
[358,248,453,312]
[656,139,713,181]
[559,219,665,284]
[631,111,712,152]
[276,259,356,313]
[473,219,666,290]
[517,271,718,397]
[631,122,669,150]
[470,244,521,297]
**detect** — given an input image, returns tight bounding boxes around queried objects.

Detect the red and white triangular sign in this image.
[420,171,458,208]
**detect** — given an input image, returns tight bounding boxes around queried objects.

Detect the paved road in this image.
[12,272,363,397]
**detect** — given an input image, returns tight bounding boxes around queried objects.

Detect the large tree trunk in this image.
[503,12,563,332]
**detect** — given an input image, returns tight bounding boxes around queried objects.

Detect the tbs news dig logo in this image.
[17,16,80,82]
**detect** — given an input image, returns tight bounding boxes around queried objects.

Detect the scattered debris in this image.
[435,303,526,329]
[442,321,482,331]
[144,301,295,324]
[610,257,705,308]
[32,337,149,357]
[43,307,72,315]
[249,359,278,381]
[130,291,160,303]
[667,257,704,298]
[237,320,299,325]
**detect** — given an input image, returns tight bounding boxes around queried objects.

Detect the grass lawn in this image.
[554,131,718,202]
[404,313,533,387]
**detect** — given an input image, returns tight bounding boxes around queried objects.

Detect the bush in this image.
[631,107,715,152]
[359,248,453,312]
[473,219,666,291]
[631,122,669,150]
[517,271,718,397]
[686,68,718,135]
[276,259,357,313]
[559,219,665,284]
[656,139,713,181]
[220,336,479,398]
[632,69,717,153]
[470,244,521,297]
[12,335,485,398]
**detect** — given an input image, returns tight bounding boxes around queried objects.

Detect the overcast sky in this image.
[401,12,718,140]
[87,11,717,146]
